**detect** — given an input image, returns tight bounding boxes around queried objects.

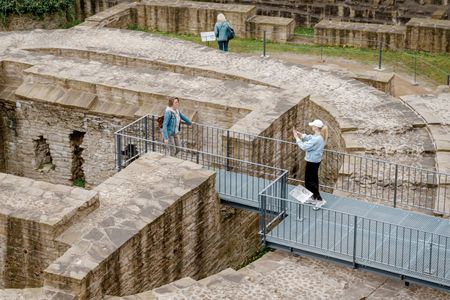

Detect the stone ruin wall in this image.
[0,99,131,186]
[196,0,449,26]
[0,0,132,31]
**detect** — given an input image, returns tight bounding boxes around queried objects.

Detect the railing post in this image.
[151,115,155,152]
[226,130,231,171]
[377,40,383,70]
[116,134,123,171]
[144,116,149,153]
[262,30,267,58]
[393,164,399,208]
[352,215,358,269]
[259,194,267,246]
[280,173,287,215]
[413,55,417,85]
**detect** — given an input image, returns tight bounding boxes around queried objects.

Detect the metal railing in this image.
[115,117,286,205]
[115,115,450,288]
[115,114,450,215]
[260,195,450,288]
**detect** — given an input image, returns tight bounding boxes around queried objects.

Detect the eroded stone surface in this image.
[109,251,450,299]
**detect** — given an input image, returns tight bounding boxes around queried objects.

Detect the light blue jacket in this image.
[296,134,325,163]
[214,21,230,42]
[162,108,192,140]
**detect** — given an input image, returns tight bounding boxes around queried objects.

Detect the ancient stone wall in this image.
[43,153,261,299]
[195,0,449,26]
[0,173,98,288]
[0,13,70,31]
[137,0,257,38]
[75,0,134,20]
[406,18,450,52]
[0,99,132,186]
[314,18,450,52]
[314,20,406,50]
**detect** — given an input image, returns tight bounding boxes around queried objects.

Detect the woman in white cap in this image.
[293,120,329,210]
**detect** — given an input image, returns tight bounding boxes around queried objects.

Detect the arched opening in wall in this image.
[70,131,86,187]
[33,136,54,172]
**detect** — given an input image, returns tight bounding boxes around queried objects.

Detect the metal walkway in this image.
[115,115,450,291]
[217,170,450,290]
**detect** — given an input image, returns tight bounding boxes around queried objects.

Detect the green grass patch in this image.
[294,26,314,36]
[73,178,86,188]
[128,27,450,86]
[237,247,272,270]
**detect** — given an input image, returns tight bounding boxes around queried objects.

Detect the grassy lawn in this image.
[129,25,450,86]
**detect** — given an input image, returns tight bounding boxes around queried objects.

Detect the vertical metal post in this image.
[116,134,123,171]
[378,41,383,70]
[352,215,358,268]
[151,115,155,152]
[413,55,417,84]
[263,30,267,57]
[260,194,267,246]
[144,116,148,153]
[393,164,399,208]
[428,242,433,274]
[226,130,231,171]
[281,173,287,215]
[320,43,323,62]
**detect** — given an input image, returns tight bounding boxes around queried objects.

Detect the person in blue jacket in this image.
[293,120,329,210]
[214,13,231,52]
[162,97,192,156]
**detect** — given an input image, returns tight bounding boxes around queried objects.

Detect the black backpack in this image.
[227,26,235,40]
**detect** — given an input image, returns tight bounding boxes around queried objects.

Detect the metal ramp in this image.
[213,170,450,290]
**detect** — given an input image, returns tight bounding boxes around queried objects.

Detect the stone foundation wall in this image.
[0,99,131,186]
[406,18,450,52]
[81,2,138,29]
[0,173,98,288]
[75,0,134,20]
[314,20,406,50]
[43,154,261,299]
[136,0,257,38]
[0,13,70,32]
[314,19,450,52]
[194,0,449,26]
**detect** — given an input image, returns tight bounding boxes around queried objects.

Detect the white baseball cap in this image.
[308,119,324,128]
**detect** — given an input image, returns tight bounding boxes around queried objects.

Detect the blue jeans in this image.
[218,40,229,52]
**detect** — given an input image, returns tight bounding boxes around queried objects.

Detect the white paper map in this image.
[289,185,313,203]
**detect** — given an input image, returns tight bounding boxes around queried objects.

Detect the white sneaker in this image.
[303,197,317,205]
[313,200,326,211]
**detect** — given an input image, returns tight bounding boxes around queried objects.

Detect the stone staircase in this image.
[106,251,450,300]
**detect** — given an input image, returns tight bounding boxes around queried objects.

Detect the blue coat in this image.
[214,21,230,42]
[162,109,192,140]
[295,134,325,163]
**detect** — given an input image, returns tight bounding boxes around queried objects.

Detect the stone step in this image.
[0,288,43,300]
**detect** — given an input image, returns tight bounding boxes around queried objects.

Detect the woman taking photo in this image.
[293,120,328,210]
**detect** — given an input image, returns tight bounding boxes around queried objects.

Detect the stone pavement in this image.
[0,27,437,167]
[107,250,450,300]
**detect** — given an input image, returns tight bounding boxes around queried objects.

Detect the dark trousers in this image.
[218,40,229,52]
[305,161,322,200]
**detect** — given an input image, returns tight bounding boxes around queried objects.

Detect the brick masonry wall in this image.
[43,154,261,299]
[0,99,132,186]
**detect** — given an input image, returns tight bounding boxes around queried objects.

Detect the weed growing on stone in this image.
[236,247,272,270]
[73,178,86,188]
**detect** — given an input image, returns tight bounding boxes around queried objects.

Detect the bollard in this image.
[413,55,417,85]
[263,30,267,57]
[377,41,383,70]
